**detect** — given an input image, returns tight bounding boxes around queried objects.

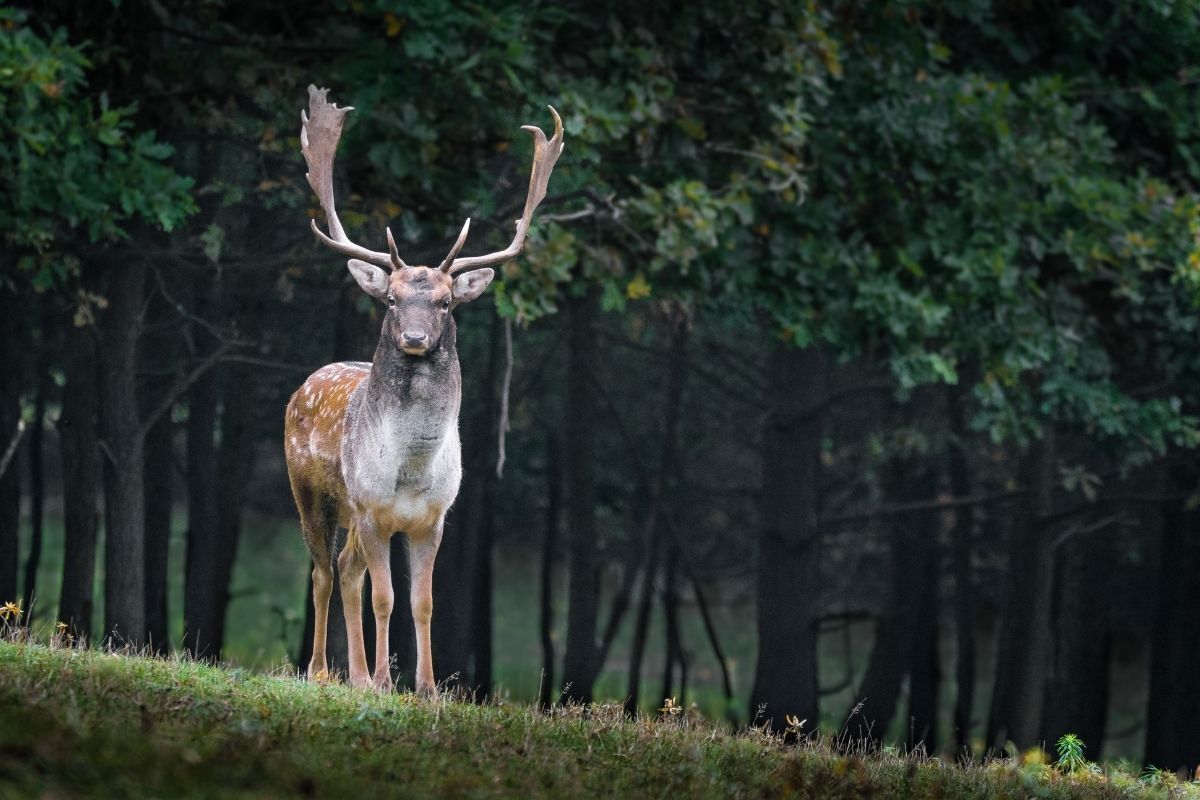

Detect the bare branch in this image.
[137,343,232,441]
[541,205,598,223]
[1051,514,1121,551]
[154,268,247,347]
[151,23,355,54]
[607,333,766,410]
[0,419,26,482]
[495,318,514,478]
[219,354,320,374]
[820,488,1029,527]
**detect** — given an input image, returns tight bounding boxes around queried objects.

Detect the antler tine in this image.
[447,106,566,274]
[438,219,472,273]
[385,227,410,270]
[301,85,395,270]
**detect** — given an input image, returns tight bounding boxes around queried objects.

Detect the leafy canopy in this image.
[0,8,195,289]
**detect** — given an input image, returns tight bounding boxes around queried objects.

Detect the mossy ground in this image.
[0,641,1194,799]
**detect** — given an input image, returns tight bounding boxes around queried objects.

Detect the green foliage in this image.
[0,8,195,288]
[324,0,1200,461]
[727,6,1200,461]
[4,2,1196,462]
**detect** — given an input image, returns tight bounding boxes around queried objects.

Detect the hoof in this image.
[414,683,439,700]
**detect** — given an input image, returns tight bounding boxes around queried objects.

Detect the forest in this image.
[2,0,1200,774]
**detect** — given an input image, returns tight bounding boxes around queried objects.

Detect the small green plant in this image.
[1139,765,1176,787]
[1055,733,1087,774]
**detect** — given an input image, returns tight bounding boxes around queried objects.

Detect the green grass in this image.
[0,641,1194,799]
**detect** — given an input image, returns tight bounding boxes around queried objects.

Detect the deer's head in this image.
[301,85,564,357]
[349,263,492,356]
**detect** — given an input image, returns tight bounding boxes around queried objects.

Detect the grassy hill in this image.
[0,641,1195,799]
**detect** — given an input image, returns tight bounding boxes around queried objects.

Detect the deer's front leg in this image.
[357,526,395,692]
[338,525,371,689]
[408,524,442,698]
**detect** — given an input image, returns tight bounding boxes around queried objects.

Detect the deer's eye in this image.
[387,297,396,308]
[442,297,452,310]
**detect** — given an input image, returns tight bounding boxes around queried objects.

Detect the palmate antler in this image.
[301,86,407,270]
[441,106,565,274]
[301,85,565,275]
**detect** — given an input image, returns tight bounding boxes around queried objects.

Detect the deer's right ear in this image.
[452,268,495,304]
[347,259,389,300]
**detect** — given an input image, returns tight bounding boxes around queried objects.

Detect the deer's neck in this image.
[341,320,462,509]
[362,319,460,420]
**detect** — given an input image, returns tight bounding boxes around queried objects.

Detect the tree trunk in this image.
[623,320,690,715]
[0,288,22,607]
[947,392,976,755]
[626,532,661,716]
[468,312,504,697]
[471,471,497,697]
[1041,525,1111,756]
[659,543,682,707]
[59,319,101,641]
[21,361,48,623]
[987,431,1056,751]
[431,467,478,689]
[907,521,941,752]
[560,290,600,704]
[951,513,976,752]
[674,524,735,722]
[852,456,939,748]
[853,578,910,744]
[99,259,148,645]
[749,343,825,733]
[142,413,173,652]
[183,359,220,658]
[539,434,560,709]
[1144,465,1200,772]
[208,364,256,654]
[141,279,178,654]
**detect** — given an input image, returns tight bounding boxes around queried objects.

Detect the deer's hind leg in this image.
[292,484,337,680]
[338,522,372,689]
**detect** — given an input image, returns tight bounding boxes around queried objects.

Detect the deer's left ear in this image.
[347,258,390,300]
[452,268,495,304]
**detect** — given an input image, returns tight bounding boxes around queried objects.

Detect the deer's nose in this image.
[402,330,428,347]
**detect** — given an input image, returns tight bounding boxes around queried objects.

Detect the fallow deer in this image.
[285,85,563,695]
